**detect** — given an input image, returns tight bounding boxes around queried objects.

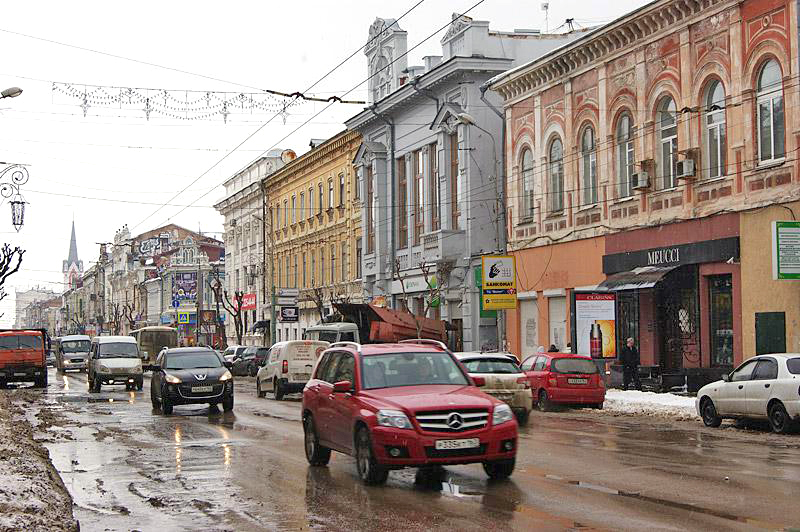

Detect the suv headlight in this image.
[492,404,514,426]
[132,365,143,374]
[164,373,182,384]
[98,365,110,373]
[377,409,413,429]
[219,370,233,382]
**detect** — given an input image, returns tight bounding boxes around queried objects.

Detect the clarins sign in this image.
[602,237,739,274]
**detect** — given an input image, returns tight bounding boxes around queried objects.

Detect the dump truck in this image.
[0,329,49,388]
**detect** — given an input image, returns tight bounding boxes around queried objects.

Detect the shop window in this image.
[616,291,639,357]
[709,274,733,367]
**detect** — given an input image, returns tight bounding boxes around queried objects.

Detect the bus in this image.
[130,326,178,363]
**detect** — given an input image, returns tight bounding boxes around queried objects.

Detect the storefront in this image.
[600,214,741,387]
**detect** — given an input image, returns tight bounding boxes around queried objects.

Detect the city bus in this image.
[130,326,178,363]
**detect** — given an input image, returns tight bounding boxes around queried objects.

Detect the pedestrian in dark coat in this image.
[620,337,641,391]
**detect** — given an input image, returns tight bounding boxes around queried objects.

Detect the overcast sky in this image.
[0,0,647,324]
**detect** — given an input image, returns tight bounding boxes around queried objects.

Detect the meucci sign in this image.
[602,237,739,274]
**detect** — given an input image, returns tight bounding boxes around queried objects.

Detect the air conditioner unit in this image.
[631,172,650,190]
[676,159,696,179]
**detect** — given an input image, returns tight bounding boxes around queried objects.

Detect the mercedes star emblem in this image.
[447,412,464,429]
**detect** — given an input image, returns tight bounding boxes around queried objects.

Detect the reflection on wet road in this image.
[32,368,800,531]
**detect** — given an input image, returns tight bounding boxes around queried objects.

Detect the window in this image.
[302,252,307,287]
[330,244,336,283]
[757,59,785,163]
[332,353,355,384]
[235,269,240,291]
[548,138,564,212]
[752,358,778,380]
[787,358,800,375]
[730,359,758,382]
[705,80,727,178]
[658,97,678,189]
[341,243,347,280]
[616,112,635,197]
[291,195,296,224]
[274,204,280,229]
[328,179,334,209]
[321,248,326,286]
[285,256,290,287]
[413,149,424,244]
[398,156,408,249]
[366,166,375,253]
[581,127,597,205]
[520,357,535,371]
[339,173,345,206]
[293,255,298,287]
[283,199,288,227]
[308,187,314,219]
[318,183,324,213]
[521,147,534,219]
[709,274,733,367]
[276,261,281,288]
[449,132,460,230]
[429,143,439,231]
[354,168,361,200]
[300,192,305,220]
[311,251,316,286]
[356,238,362,278]
[533,356,546,371]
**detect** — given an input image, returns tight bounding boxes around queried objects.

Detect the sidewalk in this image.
[600,389,699,421]
[0,391,77,532]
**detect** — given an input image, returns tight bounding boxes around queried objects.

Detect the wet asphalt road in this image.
[28,367,800,531]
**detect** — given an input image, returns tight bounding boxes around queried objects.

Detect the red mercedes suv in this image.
[302,340,518,485]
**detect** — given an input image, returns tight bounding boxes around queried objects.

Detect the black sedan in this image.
[147,347,234,415]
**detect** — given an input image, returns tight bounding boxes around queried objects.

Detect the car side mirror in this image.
[333,380,352,393]
[722,373,730,382]
[472,376,486,387]
[224,361,233,369]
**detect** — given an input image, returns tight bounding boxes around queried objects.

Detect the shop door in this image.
[548,296,566,351]
[657,267,700,371]
[520,299,539,359]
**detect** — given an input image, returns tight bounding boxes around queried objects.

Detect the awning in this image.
[597,266,678,291]
[251,320,269,332]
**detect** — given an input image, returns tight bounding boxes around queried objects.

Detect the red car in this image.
[520,353,605,410]
[302,340,518,485]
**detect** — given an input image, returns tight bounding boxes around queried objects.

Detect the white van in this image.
[303,323,360,344]
[88,336,143,392]
[255,340,329,400]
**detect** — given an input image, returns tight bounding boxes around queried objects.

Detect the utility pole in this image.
[196,261,202,346]
[261,184,269,346]
[261,180,277,346]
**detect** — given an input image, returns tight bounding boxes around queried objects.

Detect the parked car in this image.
[696,354,800,434]
[88,336,143,392]
[454,352,532,424]
[302,340,518,485]
[148,347,234,415]
[256,340,328,399]
[230,351,256,377]
[521,353,605,410]
[222,345,247,363]
[235,346,269,377]
[54,334,91,372]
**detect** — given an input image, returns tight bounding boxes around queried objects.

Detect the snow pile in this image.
[0,391,78,532]
[601,389,699,421]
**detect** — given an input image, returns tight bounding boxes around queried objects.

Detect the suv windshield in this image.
[551,358,598,374]
[165,353,222,370]
[788,358,800,375]
[63,340,90,353]
[0,335,43,349]
[97,343,139,358]
[361,352,469,389]
[462,358,521,374]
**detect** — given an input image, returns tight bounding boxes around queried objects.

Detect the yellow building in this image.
[264,130,363,341]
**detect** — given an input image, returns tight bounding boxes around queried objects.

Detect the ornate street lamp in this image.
[0,163,29,231]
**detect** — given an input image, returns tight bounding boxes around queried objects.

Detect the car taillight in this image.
[516,377,530,389]
[282,360,288,374]
[548,377,557,387]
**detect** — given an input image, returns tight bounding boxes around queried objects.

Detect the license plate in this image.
[568,378,588,385]
[294,373,310,381]
[71,359,82,363]
[14,372,26,376]
[435,438,479,450]
[192,385,213,393]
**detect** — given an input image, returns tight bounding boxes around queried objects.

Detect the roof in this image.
[522,352,593,359]
[165,347,217,354]
[754,353,800,359]
[453,352,517,361]
[67,221,80,265]
[93,336,137,343]
[358,342,448,355]
[60,335,90,341]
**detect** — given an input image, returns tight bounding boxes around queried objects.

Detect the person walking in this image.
[620,337,641,391]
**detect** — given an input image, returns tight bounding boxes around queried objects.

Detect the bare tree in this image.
[109,302,123,335]
[0,244,24,316]
[121,288,138,332]
[393,259,450,339]
[221,290,246,345]
[306,283,327,323]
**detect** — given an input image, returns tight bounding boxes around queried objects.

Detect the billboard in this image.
[481,255,517,310]
[772,221,800,280]
[173,272,197,300]
[573,293,616,358]
[239,293,257,311]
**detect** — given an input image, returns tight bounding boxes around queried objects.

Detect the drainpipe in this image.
[479,81,508,351]
[369,105,396,308]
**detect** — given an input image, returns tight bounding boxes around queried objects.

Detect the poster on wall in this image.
[573,293,617,358]
[481,255,517,310]
[173,272,197,300]
[772,220,800,280]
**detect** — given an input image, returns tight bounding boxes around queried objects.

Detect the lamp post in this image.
[0,87,22,99]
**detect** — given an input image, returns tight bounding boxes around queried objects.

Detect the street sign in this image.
[172,299,180,308]
[277,296,297,306]
[481,255,517,310]
[278,288,300,297]
[279,306,299,322]
[772,221,800,279]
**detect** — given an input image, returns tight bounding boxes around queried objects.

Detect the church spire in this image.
[63,221,83,288]
[67,221,79,265]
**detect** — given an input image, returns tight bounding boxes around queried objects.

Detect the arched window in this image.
[705,80,726,178]
[581,126,597,205]
[658,97,678,189]
[616,112,635,197]
[520,148,534,219]
[548,138,564,213]
[757,59,785,163]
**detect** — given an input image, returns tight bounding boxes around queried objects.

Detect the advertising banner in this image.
[279,306,299,322]
[573,293,616,358]
[481,255,517,310]
[173,272,197,300]
[239,293,257,311]
[772,221,800,280]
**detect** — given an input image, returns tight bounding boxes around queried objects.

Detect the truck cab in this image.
[0,329,48,388]
[303,323,360,344]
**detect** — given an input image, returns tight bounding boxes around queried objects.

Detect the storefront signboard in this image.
[602,237,739,274]
[481,255,517,310]
[572,293,617,358]
[279,306,299,322]
[771,221,800,280]
[239,293,257,311]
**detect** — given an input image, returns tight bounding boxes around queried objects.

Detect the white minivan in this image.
[256,340,329,400]
[88,336,143,392]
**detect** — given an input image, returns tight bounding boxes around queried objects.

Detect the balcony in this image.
[421,229,465,263]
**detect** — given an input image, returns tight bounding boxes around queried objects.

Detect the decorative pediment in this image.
[441,14,473,44]
[431,102,466,133]
[353,141,387,165]
[367,18,401,51]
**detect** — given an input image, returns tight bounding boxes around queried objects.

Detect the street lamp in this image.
[1,87,22,99]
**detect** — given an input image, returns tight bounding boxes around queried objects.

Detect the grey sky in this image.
[0,0,647,324]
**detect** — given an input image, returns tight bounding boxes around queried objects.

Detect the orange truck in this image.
[0,329,49,388]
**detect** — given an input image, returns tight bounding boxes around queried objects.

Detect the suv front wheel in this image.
[483,458,515,480]
[355,427,388,485]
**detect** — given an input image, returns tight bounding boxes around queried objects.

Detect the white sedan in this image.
[454,352,533,424]
[696,353,800,434]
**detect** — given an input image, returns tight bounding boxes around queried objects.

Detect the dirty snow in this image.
[0,390,78,532]
[601,390,699,421]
